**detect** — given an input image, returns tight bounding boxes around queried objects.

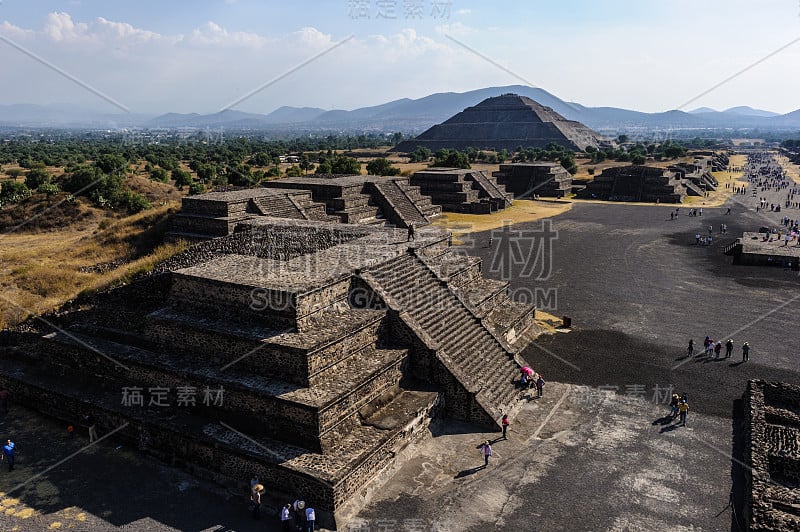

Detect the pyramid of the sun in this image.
[393,93,604,153]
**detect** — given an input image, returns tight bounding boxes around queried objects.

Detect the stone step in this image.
[0,358,436,530]
[365,251,523,428]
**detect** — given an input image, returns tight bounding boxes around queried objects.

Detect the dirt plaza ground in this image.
[1,176,799,530]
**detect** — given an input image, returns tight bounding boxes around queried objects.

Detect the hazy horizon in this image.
[1,1,799,115]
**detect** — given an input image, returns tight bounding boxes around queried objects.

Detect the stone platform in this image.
[725,232,800,269]
[0,219,536,529]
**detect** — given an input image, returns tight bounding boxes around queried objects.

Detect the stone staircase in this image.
[252,194,305,219]
[683,179,705,196]
[371,179,430,228]
[364,252,523,426]
[467,171,513,208]
[418,247,537,347]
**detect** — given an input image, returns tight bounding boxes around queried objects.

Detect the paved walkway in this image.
[353,383,733,531]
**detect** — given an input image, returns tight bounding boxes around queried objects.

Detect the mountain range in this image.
[1,86,799,132]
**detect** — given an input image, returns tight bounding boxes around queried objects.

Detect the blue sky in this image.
[1,0,799,115]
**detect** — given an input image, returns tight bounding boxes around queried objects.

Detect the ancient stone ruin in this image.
[578,165,687,203]
[492,162,574,198]
[409,167,513,213]
[669,154,722,196]
[0,217,535,528]
[167,171,518,242]
[743,380,800,531]
[392,93,607,153]
[724,232,800,270]
[167,175,443,242]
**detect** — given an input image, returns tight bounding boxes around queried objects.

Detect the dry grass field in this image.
[776,153,800,184]
[430,199,572,243]
[0,199,186,330]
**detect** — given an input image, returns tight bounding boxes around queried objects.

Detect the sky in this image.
[0,0,799,116]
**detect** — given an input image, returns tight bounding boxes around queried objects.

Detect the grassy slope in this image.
[0,171,189,329]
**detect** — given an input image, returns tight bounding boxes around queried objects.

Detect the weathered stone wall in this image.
[170,274,298,327]
[744,380,800,531]
[0,374,342,527]
[386,311,491,425]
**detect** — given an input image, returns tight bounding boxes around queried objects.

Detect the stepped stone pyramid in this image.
[167,176,443,242]
[0,218,536,529]
[393,93,605,153]
[410,168,513,213]
[579,165,687,203]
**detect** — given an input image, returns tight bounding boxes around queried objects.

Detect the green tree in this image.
[366,158,400,176]
[25,168,51,190]
[299,156,314,175]
[430,149,470,169]
[4,168,24,179]
[150,167,169,182]
[95,153,128,175]
[558,154,578,175]
[0,180,31,203]
[408,147,431,163]
[171,169,193,189]
[62,166,102,194]
[285,165,303,177]
[121,191,151,213]
[196,164,216,183]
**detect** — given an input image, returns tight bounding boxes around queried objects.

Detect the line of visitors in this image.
[688,337,750,361]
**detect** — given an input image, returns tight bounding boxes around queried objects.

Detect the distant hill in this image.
[263,106,326,124]
[689,107,717,114]
[722,106,779,117]
[1,88,798,131]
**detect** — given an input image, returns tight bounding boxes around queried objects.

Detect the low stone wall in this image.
[744,380,800,531]
[0,373,342,527]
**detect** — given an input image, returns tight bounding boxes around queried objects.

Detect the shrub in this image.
[25,168,51,190]
[0,180,32,203]
[38,182,61,195]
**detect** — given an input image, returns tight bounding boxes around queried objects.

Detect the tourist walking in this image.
[501,414,509,439]
[293,500,306,531]
[725,339,734,358]
[669,394,680,419]
[742,342,750,362]
[536,375,545,398]
[2,439,14,471]
[304,506,316,532]
[86,413,98,443]
[480,440,493,467]
[687,339,694,356]
[678,400,689,426]
[714,341,722,359]
[250,484,264,520]
[281,503,293,532]
[407,223,415,242]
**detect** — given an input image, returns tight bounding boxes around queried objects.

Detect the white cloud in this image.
[187,21,268,47]
[43,11,89,42]
[434,22,474,37]
[455,8,471,15]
